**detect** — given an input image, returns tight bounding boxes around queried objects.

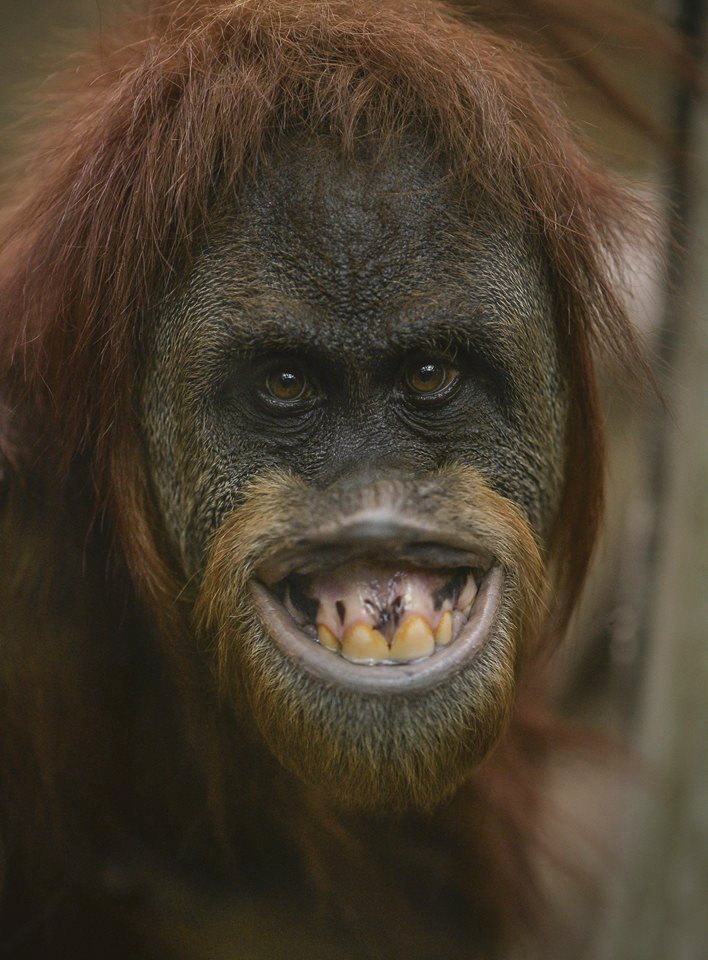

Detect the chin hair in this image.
[196,467,546,811]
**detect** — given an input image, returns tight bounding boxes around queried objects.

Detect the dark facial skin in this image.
[142,139,566,575]
[139,137,567,806]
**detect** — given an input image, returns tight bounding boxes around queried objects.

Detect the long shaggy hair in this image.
[0,1,650,955]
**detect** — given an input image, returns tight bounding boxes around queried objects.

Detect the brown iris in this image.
[265,367,311,402]
[404,358,457,398]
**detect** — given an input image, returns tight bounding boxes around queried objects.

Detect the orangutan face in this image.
[140,138,565,808]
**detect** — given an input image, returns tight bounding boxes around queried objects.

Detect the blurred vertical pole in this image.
[598,1,707,957]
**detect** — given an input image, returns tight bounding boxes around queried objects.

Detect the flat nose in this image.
[321,468,420,521]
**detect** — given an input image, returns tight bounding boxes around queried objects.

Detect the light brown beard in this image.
[195,466,548,811]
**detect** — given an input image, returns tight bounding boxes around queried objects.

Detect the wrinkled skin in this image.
[143,141,566,564]
[140,138,568,807]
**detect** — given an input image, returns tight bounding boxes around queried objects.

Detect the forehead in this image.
[161,139,556,367]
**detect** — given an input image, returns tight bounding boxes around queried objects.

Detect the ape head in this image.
[0,0,642,814]
[141,140,556,809]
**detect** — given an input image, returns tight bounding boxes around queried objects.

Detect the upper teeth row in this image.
[285,571,478,665]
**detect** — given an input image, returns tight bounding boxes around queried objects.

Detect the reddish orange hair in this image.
[0,0,650,950]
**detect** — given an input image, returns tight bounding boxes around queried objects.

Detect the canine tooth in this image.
[317,624,340,652]
[389,615,435,662]
[342,623,389,663]
[434,610,452,646]
[457,575,478,612]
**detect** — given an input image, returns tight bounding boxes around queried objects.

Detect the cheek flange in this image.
[250,565,504,695]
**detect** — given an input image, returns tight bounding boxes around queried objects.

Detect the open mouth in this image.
[250,517,504,693]
[273,563,483,665]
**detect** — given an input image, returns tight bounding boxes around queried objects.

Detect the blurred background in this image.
[0,1,705,958]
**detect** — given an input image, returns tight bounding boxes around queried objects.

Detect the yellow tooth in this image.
[389,615,435,662]
[457,575,478,613]
[342,623,389,663]
[317,624,340,652]
[434,610,452,647]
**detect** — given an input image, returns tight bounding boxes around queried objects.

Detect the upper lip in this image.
[255,509,494,586]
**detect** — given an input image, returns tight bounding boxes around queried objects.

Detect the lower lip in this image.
[250,566,504,694]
